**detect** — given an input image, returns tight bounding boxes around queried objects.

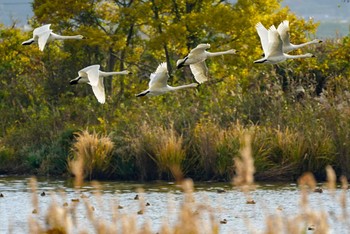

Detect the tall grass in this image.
[68,130,114,181]
[133,122,186,180]
[23,137,349,234]
[192,121,224,178]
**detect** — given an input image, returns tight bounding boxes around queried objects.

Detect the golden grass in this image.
[24,173,348,234]
[134,122,186,179]
[23,133,350,234]
[233,133,255,192]
[68,130,114,182]
[154,126,186,178]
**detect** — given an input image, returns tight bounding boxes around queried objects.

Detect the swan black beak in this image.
[135,90,150,97]
[254,59,267,64]
[70,77,81,85]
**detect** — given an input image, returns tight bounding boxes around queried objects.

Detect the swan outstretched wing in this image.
[277,20,291,47]
[190,44,210,55]
[256,22,269,56]
[79,65,100,86]
[37,31,51,51]
[91,78,106,104]
[33,24,51,36]
[190,61,209,84]
[149,62,168,88]
[266,25,283,57]
[187,44,210,63]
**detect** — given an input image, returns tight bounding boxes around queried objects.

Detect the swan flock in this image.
[22,20,321,103]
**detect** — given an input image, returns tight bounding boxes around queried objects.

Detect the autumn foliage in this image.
[0,0,350,181]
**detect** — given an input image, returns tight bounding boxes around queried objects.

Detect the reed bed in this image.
[68,130,114,181]
[19,133,349,234]
[132,122,186,179]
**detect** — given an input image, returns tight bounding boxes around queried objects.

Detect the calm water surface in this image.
[0,176,349,233]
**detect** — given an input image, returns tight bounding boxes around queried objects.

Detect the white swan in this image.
[277,20,322,53]
[176,43,237,84]
[22,24,84,51]
[254,24,315,64]
[70,65,132,104]
[136,62,198,97]
[257,21,322,54]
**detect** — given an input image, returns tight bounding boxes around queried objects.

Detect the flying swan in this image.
[254,24,315,64]
[22,24,84,51]
[277,20,322,53]
[256,21,322,54]
[70,65,132,104]
[176,43,237,84]
[136,62,198,97]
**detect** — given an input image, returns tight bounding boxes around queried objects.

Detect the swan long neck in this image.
[207,49,236,57]
[99,71,129,77]
[169,83,198,91]
[291,40,320,49]
[53,34,83,40]
[284,53,314,59]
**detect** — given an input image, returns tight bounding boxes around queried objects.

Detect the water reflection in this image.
[0,176,349,233]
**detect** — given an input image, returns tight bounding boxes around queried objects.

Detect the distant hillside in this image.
[0,0,349,38]
[282,0,350,37]
[283,0,350,21]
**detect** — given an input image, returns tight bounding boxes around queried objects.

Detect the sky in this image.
[0,0,349,38]
[0,0,32,26]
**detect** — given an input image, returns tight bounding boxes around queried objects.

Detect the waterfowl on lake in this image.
[246,199,256,204]
[220,219,227,224]
[217,189,226,193]
[314,187,323,193]
[137,209,144,215]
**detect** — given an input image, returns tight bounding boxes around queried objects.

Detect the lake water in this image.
[0,176,349,233]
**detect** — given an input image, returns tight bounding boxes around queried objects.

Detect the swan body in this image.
[176,43,237,83]
[136,62,198,97]
[277,20,322,53]
[70,65,131,104]
[22,24,84,51]
[256,21,322,54]
[254,24,315,64]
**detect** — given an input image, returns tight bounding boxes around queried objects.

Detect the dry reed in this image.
[24,133,349,234]
[233,133,255,193]
[68,130,114,181]
[134,122,186,179]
